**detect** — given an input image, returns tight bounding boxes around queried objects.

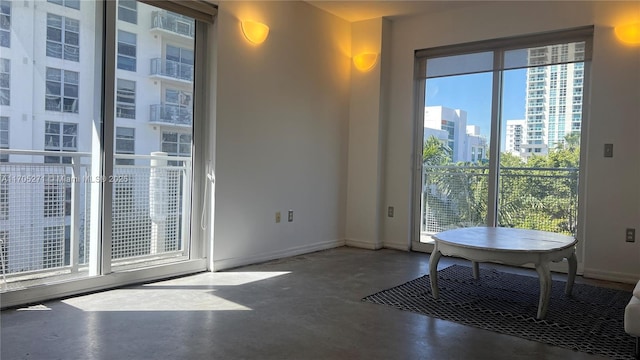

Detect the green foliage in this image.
[499,152,525,167]
[422,133,580,235]
[423,136,451,166]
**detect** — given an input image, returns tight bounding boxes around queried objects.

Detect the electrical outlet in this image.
[388,206,394,217]
[288,210,293,222]
[275,212,281,223]
[626,228,635,242]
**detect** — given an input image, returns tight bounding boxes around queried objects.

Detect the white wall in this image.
[381,1,640,281]
[212,1,351,269]
[208,1,639,282]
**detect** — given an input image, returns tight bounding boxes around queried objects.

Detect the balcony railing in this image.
[150,11,195,38]
[150,58,194,82]
[0,149,191,287]
[421,166,578,235]
[149,104,192,127]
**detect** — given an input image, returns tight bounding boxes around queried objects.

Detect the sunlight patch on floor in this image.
[17,304,52,311]
[60,271,291,312]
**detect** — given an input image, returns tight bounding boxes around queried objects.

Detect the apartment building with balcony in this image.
[505,119,525,156]
[0,0,194,276]
[521,43,585,158]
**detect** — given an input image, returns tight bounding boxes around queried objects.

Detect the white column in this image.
[150,152,168,254]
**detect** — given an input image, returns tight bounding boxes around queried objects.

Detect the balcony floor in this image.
[0,247,629,359]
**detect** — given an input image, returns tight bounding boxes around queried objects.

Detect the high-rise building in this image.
[505,119,525,156]
[521,43,584,158]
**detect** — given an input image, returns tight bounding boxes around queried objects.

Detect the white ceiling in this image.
[305,1,482,22]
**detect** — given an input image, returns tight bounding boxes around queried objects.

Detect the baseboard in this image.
[582,267,640,285]
[345,239,382,250]
[212,239,346,271]
[383,241,411,251]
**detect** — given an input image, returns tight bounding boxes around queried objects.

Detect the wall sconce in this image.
[353,53,378,72]
[615,22,640,45]
[241,20,270,45]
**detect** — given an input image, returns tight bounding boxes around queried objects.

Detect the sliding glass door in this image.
[419,52,494,244]
[110,1,195,271]
[414,28,592,249]
[0,0,212,307]
[0,0,103,289]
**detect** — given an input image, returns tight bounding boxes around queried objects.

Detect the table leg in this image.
[429,246,442,299]
[535,262,552,319]
[565,251,577,295]
[472,261,479,279]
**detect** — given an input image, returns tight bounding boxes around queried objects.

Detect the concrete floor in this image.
[0,247,628,360]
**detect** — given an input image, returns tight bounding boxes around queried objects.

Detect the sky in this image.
[425,68,527,148]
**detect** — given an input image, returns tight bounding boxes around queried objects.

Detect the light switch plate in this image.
[604,143,613,158]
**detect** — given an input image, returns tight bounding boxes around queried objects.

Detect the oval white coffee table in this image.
[429,227,577,319]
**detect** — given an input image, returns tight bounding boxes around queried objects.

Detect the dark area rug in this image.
[362,264,634,360]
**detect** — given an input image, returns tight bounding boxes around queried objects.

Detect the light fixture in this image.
[615,22,640,45]
[353,53,378,72]
[241,20,269,45]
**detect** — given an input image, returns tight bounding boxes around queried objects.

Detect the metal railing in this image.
[149,104,192,126]
[150,58,194,82]
[151,11,195,38]
[0,149,191,284]
[421,165,578,235]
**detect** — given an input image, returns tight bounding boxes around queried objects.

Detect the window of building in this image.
[115,127,135,165]
[116,79,135,119]
[46,14,80,62]
[47,0,80,10]
[44,121,77,163]
[0,0,9,48]
[117,30,136,71]
[162,131,191,166]
[0,116,7,162]
[163,88,192,125]
[166,45,193,81]
[162,131,191,156]
[0,58,8,105]
[165,89,192,108]
[118,0,137,24]
[45,68,79,113]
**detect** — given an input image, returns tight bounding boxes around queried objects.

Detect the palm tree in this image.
[423,135,451,166]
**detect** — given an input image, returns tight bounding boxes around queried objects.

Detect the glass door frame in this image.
[0,0,212,308]
[411,27,594,264]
